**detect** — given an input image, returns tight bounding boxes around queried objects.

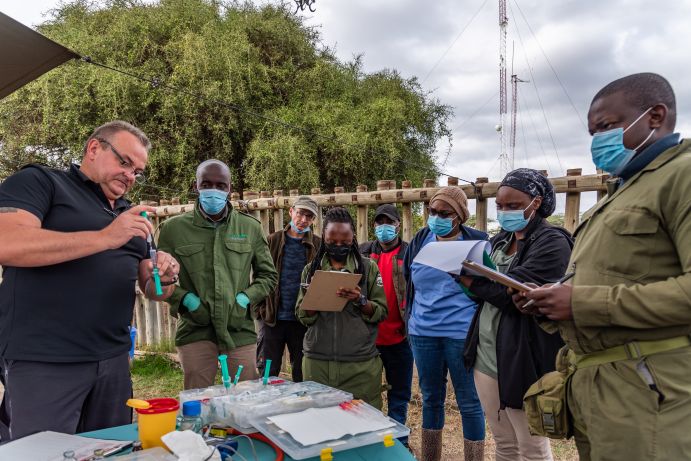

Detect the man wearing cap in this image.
[359,204,413,445]
[256,196,321,382]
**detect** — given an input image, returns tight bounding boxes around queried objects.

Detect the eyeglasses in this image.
[294,209,315,220]
[427,207,456,219]
[96,137,146,184]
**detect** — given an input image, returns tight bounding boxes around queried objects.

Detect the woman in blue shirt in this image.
[402,186,488,461]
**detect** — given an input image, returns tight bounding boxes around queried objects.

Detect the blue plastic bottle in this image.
[176,400,203,434]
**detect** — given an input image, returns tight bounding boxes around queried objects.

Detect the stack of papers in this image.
[267,405,395,446]
[412,240,491,274]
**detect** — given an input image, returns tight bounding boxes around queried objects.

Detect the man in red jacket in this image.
[359,204,413,447]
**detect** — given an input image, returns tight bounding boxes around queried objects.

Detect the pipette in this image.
[234,365,244,386]
[263,359,272,385]
[140,212,163,296]
[219,354,231,391]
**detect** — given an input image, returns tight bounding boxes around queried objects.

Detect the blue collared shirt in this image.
[408,232,478,339]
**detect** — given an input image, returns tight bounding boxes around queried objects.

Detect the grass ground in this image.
[131,353,578,460]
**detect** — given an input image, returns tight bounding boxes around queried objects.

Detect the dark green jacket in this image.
[254,224,321,327]
[157,203,278,350]
[296,253,387,362]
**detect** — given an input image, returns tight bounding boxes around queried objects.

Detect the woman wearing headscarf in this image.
[460,168,573,461]
[402,186,488,461]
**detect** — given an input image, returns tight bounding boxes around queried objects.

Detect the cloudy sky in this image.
[5,0,691,214]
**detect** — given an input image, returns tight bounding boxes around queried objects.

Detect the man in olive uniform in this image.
[157,159,277,389]
[523,73,691,460]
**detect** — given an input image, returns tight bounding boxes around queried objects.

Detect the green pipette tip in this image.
[218,354,231,389]
[263,359,272,385]
[234,365,244,385]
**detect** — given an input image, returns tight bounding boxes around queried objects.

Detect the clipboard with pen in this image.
[461,260,535,292]
[299,270,363,312]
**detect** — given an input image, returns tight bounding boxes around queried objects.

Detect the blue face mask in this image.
[199,189,228,215]
[427,215,456,237]
[497,198,536,232]
[590,107,655,175]
[290,221,310,234]
[375,224,398,243]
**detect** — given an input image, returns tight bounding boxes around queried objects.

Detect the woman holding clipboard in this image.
[296,207,388,409]
[460,169,572,461]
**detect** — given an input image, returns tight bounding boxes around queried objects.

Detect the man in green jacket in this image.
[522,73,691,460]
[158,159,277,389]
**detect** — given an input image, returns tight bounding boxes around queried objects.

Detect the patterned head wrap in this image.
[499,168,556,217]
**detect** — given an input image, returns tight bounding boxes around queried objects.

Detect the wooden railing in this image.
[132,168,608,348]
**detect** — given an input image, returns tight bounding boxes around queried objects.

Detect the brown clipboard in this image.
[300,270,363,312]
[462,260,534,292]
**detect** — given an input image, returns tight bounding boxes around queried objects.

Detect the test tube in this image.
[140,212,163,296]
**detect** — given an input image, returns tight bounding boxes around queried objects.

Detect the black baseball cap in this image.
[374,204,400,222]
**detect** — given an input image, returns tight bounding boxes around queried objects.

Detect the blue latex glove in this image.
[182,292,201,312]
[236,292,250,309]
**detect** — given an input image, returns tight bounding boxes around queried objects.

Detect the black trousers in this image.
[259,320,307,382]
[0,353,132,441]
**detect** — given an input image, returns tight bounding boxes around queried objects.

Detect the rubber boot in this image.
[464,438,485,461]
[420,428,443,461]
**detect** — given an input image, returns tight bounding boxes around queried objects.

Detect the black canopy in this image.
[0,11,79,99]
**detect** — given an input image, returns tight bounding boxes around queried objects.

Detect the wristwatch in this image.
[359,294,368,307]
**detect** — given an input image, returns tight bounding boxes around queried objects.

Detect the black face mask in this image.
[325,243,350,263]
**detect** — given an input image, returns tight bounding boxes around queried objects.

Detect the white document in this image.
[412,240,491,275]
[267,405,395,446]
[0,431,130,461]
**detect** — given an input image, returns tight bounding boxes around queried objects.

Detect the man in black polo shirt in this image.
[0,120,179,441]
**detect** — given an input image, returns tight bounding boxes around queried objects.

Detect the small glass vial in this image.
[62,451,77,461]
[176,400,203,434]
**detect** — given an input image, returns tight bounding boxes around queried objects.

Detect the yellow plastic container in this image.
[135,398,180,449]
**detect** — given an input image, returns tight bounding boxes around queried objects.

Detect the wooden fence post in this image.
[447,177,459,187]
[564,168,583,233]
[311,188,322,235]
[474,177,489,232]
[273,190,284,232]
[401,180,413,242]
[356,185,369,243]
[259,191,271,236]
[422,179,436,224]
[144,298,158,347]
[243,190,260,220]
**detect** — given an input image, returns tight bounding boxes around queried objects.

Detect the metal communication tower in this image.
[510,74,527,169]
[498,0,509,175]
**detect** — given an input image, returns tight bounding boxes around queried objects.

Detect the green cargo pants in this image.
[568,345,691,460]
[303,356,383,410]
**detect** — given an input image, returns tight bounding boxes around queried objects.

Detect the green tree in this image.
[0,0,451,201]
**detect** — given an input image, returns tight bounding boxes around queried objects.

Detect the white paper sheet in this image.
[0,431,131,461]
[267,405,395,446]
[412,240,491,275]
